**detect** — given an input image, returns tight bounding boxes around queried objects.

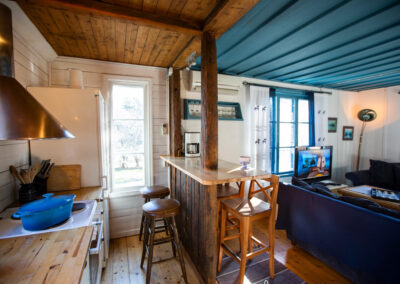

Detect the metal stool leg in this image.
[172,217,188,284]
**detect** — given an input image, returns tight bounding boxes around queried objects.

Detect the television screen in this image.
[294,146,332,181]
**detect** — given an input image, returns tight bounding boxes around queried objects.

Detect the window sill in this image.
[109,189,142,199]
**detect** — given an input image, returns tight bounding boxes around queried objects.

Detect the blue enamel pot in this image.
[13,193,76,231]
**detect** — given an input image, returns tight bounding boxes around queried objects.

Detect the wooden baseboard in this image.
[110,228,140,239]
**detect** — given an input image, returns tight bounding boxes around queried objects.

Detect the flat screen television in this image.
[294,146,332,182]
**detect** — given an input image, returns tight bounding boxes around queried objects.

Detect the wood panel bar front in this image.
[162,155,272,284]
[170,166,218,284]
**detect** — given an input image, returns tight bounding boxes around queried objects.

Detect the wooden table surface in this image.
[161,156,272,185]
[338,185,400,212]
[0,226,93,284]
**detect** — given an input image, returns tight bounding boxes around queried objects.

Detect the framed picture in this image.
[342,126,354,140]
[183,99,243,120]
[328,117,337,133]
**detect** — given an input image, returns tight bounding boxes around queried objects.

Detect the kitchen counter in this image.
[50,186,104,201]
[0,226,93,284]
[160,155,272,185]
[8,186,104,208]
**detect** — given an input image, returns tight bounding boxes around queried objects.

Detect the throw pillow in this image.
[291,176,315,192]
[339,196,381,209]
[312,183,338,199]
[367,204,400,219]
[369,160,395,189]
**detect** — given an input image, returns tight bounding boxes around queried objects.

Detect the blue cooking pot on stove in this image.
[13,193,76,231]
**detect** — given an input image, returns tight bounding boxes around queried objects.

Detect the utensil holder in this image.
[34,176,48,196]
[19,183,37,203]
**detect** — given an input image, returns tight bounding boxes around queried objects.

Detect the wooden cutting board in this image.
[47,165,81,191]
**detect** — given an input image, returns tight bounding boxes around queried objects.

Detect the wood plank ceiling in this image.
[193,0,400,91]
[16,0,258,69]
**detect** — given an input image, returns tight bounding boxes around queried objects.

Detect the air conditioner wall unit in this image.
[183,70,241,96]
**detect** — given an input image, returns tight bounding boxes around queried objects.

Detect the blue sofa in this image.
[346,160,400,191]
[276,182,400,284]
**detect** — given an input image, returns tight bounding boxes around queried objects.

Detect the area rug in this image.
[217,253,306,284]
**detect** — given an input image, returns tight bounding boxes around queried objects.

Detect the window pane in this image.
[298,99,309,123]
[279,148,294,173]
[112,153,145,188]
[279,123,295,147]
[112,85,144,119]
[298,123,309,146]
[112,120,144,153]
[279,98,294,122]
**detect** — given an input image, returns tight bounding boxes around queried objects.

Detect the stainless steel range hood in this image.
[0,3,74,140]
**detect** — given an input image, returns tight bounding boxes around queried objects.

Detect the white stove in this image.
[0,200,97,239]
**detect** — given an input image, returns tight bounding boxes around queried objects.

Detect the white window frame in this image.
[104,76,153,195]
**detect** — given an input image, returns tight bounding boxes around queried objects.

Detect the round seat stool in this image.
[141,199,187,284]
[140,185,170,199]
[139,185,170,241]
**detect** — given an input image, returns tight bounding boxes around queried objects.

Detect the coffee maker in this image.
[184,132,200,157]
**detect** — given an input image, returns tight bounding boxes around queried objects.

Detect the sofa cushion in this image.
[394,164,400,190]
[369,160,396,189]
[291,176,315,192]
[339,196,381,209]
[367,204,400,219]
[312,183,338,198]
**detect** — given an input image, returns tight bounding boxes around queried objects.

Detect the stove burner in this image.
[72,203,87,212]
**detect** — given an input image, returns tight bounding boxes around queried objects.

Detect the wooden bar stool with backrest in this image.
[139,185,170,241]
[140,198,188,284]
[218,175,280,284]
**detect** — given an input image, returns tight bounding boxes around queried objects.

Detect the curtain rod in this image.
[242,81,332,95]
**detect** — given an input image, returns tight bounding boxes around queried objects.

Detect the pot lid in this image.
[16,193,76,215]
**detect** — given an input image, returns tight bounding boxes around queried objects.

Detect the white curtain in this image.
[245,85,270,172]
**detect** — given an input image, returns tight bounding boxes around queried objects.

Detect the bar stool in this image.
[218,175,280,284]
[139,185,170,241]
[140,199,188,284]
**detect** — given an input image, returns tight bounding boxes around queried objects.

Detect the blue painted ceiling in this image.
[193,0,400,92]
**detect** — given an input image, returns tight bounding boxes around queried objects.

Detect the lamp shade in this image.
[357,109,377,122]
[0,76,74,140]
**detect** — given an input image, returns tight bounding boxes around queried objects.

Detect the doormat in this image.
[217,253,306,284]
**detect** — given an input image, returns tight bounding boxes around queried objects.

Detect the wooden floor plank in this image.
[103,221,351,284]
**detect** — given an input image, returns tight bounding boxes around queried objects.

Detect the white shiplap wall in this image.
[49,57,169,238]
[0,0,57,211]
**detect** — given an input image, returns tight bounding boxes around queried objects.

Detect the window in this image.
[270,88,314,175]
[110,82,151,192]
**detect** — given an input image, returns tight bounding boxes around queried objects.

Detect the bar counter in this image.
[160,155,272,284]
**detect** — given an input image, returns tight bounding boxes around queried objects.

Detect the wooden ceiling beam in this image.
[16,0,203,36]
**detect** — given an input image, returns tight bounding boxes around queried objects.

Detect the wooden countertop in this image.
[50,186,104,201]
[161,156,272,185]
[0,226,93,284]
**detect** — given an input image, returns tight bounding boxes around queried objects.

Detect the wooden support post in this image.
[169,69,182,156]
[201,31,218,170]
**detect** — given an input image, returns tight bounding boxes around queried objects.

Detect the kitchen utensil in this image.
[20,170,29,184]
[13,193,76,230]
[9,166,24,183]
[28,162,41,183]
